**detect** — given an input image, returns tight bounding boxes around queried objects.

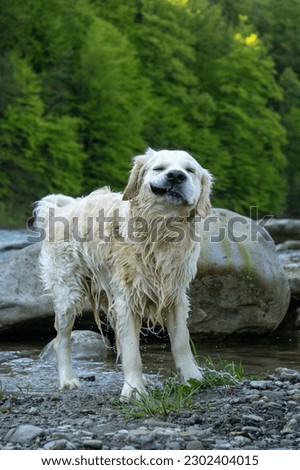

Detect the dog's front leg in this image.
[53,284,81,390]
[165,296,203,383]
[114,307,146,400]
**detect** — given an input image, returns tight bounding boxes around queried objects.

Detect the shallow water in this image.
[1,331,299,396]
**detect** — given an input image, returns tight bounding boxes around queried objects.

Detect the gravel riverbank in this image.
[1,367,299,451]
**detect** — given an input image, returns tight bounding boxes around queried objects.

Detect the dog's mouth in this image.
[150,184,188,205]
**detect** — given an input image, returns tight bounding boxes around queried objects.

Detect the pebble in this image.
[249,380,271,390]
[281,418,298,434]
[44,439,73,450]
[275,368,300,381]
[1,368,299,450]
[230,436,251,447]
[83,439,103,449]
[242,414,264,423]
[4,425,44,444]
[166,440,181,450]
[186,440,205,450]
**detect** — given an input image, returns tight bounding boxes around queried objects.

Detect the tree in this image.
[0,54,85,224]
[186,0,233,200]
[76,17,147,191]
[0,54,45,220]
[250,0,300,77]
[93,0,200,150]
[213,19,286,214]
[279,68,300,215]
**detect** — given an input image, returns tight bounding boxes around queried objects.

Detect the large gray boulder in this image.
[0,208,292,335]
[188,209,291,335]
[0,243,52,332]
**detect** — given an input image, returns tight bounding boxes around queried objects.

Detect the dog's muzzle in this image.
[150,170,189,205]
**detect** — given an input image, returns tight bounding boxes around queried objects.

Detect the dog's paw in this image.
[59,377,81,390]
[120,381,147,402]
[182,367,203,384]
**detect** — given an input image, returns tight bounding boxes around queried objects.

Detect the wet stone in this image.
[249,380,272,390]
[43,439,74,450]
[242,414,264,424]
[275,368,300,382]
[230,436,251,447]
[186,440,205,450]
[242,426,262,435]
[281,418,298,434]
[166,441,181,450]
[83,440,103,449]
[213,439,232,450]
[4,425,44,444]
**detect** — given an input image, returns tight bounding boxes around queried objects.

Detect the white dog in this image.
[35,148,212,399]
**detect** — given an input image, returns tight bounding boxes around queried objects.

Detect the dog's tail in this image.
[34,194,75,228]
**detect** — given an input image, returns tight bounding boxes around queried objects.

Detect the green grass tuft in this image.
[117,355,245,419]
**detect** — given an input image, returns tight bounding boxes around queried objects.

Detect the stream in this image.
[1,331,299,396]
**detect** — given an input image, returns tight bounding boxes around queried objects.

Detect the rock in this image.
[0,229,34,261]
[277,240,300,252]
[83,439,103,449]
[242,414,264,423]
[0,241,32,253]
[277,250,300,300]
[44,439,76,450]
[249,381,271,390]
[0,242,105,335]
[281,418,298,434]
[40,330,112,362]
[282,266,300,300]
[230,435,251,447]
[4,425,44,444]
[274,368,300,382]
[264,218,300,244]
[186,440,205,450]
[189,209,290,335]
[0,243,53,333]
[295,308,300,328]
[166,440,181,450]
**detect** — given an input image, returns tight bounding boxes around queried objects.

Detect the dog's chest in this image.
[110,241,199,309]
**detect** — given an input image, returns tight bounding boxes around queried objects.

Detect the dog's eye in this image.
[153,167,165,172]
[186,168,195,174]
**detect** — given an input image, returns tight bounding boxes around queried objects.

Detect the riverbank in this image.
[1,367,299,450]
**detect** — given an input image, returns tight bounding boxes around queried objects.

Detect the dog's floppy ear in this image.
[123,155,147,201]
[196,169,213,218]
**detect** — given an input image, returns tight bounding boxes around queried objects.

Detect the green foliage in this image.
[279,68,300,214]
[213,19,286,213]
[0,53,85,224]
[1,0,300,225]
[77,17,146,191]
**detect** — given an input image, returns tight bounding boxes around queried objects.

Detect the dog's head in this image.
[123,148,213,218]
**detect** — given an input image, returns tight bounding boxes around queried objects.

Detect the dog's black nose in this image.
[166,170,187,183]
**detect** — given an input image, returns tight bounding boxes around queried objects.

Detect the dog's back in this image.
[35,194,76,221]
[34,187,118,243]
